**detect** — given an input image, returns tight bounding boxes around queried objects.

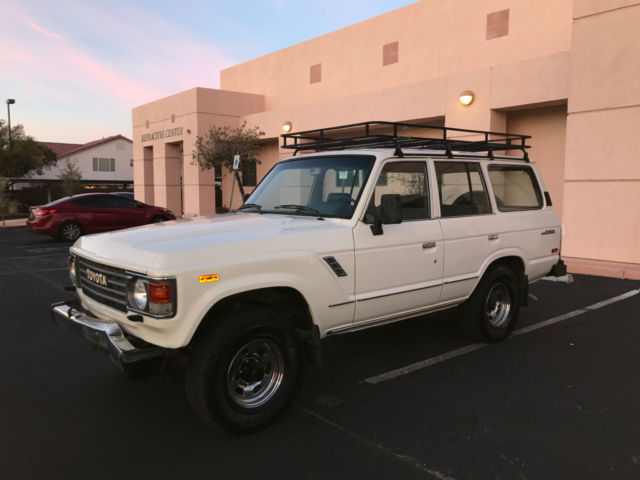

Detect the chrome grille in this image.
[77,257,128,312]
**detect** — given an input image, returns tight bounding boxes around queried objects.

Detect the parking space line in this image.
[365,289,640,385]
[296,405,457,480]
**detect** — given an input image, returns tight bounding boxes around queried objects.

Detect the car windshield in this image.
[246,155,375,218]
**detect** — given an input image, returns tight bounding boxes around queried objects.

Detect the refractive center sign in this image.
[141,127,183,142]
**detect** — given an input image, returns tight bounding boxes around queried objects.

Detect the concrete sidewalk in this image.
[1,217,27,228]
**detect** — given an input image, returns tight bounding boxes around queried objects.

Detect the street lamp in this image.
[6,99,15,149]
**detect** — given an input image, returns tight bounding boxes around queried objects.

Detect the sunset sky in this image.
[1,0,415,143]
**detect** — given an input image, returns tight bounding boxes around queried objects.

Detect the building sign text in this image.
[141,127,183,142]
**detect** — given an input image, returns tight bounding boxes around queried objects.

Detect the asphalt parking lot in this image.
[1,226,639,480]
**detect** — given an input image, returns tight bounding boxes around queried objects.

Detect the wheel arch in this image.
[189,286,321,364]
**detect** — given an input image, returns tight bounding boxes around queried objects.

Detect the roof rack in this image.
[281,121,530,161]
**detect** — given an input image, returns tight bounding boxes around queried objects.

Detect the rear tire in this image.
[57,221,83,242]
[185,306,300,432]
[459,265,520,342]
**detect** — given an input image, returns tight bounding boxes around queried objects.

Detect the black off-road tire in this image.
[185,306,300,433]
[57,221,83,242]
[459,265,520,342]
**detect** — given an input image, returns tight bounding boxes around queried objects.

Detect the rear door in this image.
[353,160,443,324]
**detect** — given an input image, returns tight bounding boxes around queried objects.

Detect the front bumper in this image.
[50,301,166,378]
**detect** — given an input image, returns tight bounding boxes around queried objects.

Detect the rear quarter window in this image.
[488,166,543,211]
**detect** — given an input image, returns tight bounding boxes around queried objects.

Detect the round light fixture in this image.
[281,121,293,133]
[459,90,475,106]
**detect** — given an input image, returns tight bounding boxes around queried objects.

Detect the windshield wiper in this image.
[273,204,321,216]
[237,203,263,213]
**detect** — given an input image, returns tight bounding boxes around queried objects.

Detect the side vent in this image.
[323,256,347,277]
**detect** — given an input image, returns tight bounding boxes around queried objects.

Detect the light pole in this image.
[6,99,15,150]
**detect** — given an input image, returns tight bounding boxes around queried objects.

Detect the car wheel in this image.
[185,306,300,432]
[150,215,167,223]
[459,265,520,342]
[58,221,83,242]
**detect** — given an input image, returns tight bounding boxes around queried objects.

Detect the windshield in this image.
[245,155,375,218]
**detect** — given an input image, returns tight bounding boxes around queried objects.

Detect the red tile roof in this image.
[40,142,83,156]
[40,135,132,158]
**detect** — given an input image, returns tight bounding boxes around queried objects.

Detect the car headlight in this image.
[126,275,176,318]
[69,255,78,287]
[131,278,148,310]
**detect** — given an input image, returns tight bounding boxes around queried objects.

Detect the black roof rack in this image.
[281,121,530,161]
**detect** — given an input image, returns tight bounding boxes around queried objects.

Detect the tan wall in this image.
[221,0,572,112]
[507,105,567,219]
[562,1,640,277]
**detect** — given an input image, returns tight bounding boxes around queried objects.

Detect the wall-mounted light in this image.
[459,90,475,106]
[282,121,293,133]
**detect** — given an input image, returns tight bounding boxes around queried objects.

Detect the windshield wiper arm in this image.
[237,203,262,213]
[273,204,321,216]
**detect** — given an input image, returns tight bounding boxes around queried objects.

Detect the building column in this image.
[153,143,182,215]
[134,146,155,204]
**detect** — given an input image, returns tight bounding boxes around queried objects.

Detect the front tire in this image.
[150,215,167,223]
[460,265,520,342]
[185,306,300,432]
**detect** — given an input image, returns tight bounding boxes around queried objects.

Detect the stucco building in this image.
[132,0,640,279]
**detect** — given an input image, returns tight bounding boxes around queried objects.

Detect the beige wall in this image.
[132,0,640,278]
[562,1,640,278]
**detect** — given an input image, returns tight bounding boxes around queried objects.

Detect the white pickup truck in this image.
[52,122,566,432]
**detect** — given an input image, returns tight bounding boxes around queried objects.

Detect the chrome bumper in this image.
[50,301,166,377]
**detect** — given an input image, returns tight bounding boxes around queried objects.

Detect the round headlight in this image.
[69,257,77,286]
[132,278,148,310]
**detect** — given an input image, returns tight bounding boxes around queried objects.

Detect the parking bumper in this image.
[50,301,166,377]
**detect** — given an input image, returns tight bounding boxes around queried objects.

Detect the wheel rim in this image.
[227,337,285,408]
[485,281,512,328]
[62,223,81,241]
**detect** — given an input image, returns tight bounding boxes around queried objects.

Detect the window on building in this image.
[93,157,116,172]
[436,162,491,217]
[310,63,322,84]
[383,41,399,66]
[488,166,542,211]
[241,159,257,187]
[486,9,509,40]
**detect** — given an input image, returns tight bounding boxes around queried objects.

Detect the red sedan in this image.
[27,193,176,241]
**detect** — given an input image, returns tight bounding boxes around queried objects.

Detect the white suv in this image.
[52,122,565,431]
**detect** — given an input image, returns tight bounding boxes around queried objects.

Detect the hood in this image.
[72,213,352,274]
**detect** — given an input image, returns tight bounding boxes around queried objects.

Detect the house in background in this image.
[14,135,133,205]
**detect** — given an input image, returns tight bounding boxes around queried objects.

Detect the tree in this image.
[0,179,10,227]
[0,120,57,179]
[58,159,83,196]
[192,121,265,184]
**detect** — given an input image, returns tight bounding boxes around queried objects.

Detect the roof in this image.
[58,135,132,158]
[40,142,83,157]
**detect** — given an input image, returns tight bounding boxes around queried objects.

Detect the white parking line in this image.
[364,289,640,385]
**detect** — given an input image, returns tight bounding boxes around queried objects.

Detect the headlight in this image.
[126,275,176,318]
[131,278,148,310]
[69,256,78,287]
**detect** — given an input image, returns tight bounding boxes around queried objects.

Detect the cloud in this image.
[27,21,63,40]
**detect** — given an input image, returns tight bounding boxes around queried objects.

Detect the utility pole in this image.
[5,99,15,150]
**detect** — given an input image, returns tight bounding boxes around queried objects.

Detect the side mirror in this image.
[380,194,402,224]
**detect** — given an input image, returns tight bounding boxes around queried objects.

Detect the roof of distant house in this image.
[40,142,83,157]
[40,135,132,159]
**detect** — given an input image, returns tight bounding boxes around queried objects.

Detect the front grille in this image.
[77,257,128,312]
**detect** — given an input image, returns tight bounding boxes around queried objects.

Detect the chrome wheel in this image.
[227,337,285,409]
[485,282,512,328]
[60,222,81,241]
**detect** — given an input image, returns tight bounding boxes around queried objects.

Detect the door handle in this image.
[541,229,556,236]
[488,234,499,241]
[422,241,436,249]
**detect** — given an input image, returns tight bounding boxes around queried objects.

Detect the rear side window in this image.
[488,166,543,211]
[72,196,110,208]
[435,162,491,217]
